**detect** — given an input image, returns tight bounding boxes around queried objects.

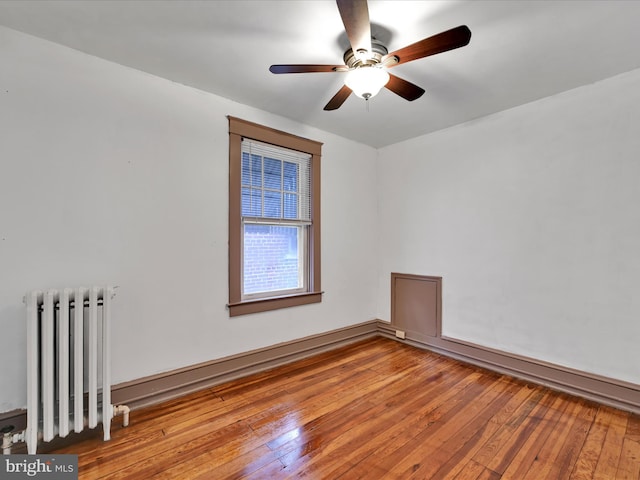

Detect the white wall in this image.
[0,26,379,413]
[4,23,638,415]
[377,68,640,384]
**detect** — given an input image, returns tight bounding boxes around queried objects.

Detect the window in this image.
[228,117,322,316]
[241,140,310,298]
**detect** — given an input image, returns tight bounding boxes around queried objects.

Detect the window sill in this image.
[228,291,323,317]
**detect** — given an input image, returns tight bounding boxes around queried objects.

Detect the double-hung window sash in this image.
[240,138,312,299]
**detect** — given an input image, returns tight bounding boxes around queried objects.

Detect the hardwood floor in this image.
[49,337,640,479]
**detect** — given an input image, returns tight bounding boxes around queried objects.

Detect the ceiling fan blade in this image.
[385,74,425,101]
[337,0,372,57]
[383,25,471,67]
[324,84,353,111]
[270,64,346,74]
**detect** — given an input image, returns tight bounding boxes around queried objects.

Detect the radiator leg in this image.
[103,414,112,442]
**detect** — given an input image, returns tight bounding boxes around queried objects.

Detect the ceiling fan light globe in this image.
[345,66,390,100]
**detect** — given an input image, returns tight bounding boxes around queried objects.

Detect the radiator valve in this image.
[2,425,16,455]
[113,404,130,428]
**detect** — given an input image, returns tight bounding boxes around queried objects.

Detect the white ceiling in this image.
[2,0,640,148]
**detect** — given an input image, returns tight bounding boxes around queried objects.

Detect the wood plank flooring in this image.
[48,337,640,479]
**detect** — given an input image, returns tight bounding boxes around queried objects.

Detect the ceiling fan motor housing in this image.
[343,39,388,68]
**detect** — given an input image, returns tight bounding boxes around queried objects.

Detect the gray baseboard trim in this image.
[0,321,380,437]
[4,317,637,438]
[376,320,639,414]
[112,320,380,410]
[0,409,27,436]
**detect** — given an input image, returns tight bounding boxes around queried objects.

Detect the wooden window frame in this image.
[228,116,322,316]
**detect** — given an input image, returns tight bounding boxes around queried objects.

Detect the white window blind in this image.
[241,138,311,223]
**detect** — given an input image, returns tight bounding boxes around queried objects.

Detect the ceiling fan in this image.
[269,0,471,111]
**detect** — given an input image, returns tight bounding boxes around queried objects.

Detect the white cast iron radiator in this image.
[23,286,129,454]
